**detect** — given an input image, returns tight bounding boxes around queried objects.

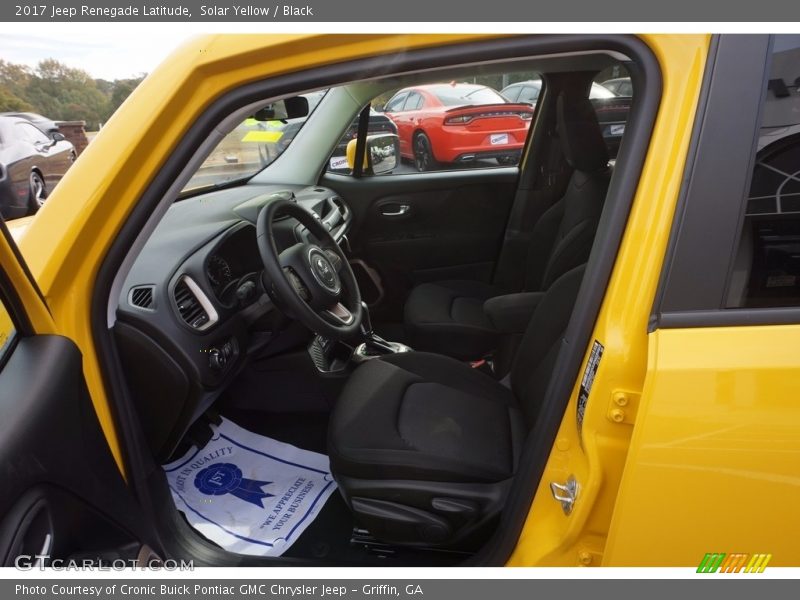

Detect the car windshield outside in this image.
[430,84,509,106]
[180,90,327,194]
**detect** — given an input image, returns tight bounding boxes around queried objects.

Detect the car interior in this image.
[106,42,647,566]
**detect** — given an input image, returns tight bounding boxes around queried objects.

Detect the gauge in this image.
[207,255,233,289]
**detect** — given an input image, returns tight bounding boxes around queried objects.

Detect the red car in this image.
[381,83,533,171]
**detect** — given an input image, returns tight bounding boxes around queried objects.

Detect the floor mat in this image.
[163,417,338,557]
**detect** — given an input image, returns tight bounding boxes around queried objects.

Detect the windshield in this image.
[180,90,326,194]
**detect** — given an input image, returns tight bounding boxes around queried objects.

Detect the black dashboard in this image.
[114,183,351,459]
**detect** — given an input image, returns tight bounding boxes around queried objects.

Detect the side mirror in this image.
[252,96,310,122]
[346,134,400,175]
[51,132,66,142]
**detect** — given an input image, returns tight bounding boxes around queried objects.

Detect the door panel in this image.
[604,326,800,566]
[0,336,145,566]
[322,168,517,318]
[0,220,147,566]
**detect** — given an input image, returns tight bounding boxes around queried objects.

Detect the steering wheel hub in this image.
[308,247,341,294]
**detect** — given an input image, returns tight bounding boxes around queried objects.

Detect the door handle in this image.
[381,204,410,217]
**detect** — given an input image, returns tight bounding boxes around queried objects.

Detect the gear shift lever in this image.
[358,301,398,355]
[359,301,374,339]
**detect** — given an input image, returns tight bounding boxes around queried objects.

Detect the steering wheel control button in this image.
[283,267,311,301]
[323,249,343,272]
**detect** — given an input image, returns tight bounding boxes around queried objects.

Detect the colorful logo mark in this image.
[697,553,772,573]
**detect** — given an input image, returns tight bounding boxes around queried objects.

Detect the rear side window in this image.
[517,83,540,105]
[727,36,800,308]
[404,92,424,111]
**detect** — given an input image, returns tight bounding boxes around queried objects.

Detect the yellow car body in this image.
[0,33,797,567]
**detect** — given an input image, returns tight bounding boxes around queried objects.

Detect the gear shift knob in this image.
[360,301,374,338]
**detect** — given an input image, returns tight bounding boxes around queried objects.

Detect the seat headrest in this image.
[556,92,609,173]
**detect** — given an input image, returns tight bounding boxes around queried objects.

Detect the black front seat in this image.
[403,92,610,360]
[328,263,585,547]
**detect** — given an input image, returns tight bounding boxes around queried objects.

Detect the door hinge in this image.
[606,390,640,425]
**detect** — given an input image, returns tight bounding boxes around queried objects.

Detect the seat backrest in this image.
[510,263,586,428]
[520,93,610,292]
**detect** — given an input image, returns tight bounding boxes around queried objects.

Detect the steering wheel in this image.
[256,198,363,339]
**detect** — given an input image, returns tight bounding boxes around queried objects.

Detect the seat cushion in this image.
[403,280,503,359]
[329,352,525,484]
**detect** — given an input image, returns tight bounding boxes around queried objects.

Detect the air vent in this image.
[129,285,155,310]
[331,196,349,219]
[173,276,218,331]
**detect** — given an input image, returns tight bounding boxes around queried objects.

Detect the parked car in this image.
[0,33,798,570]
[381,83,534,170]
[0,115,75,219]
[600,76,633,97]
[0,112,60,138]
[500,79,616,104]
[501,79,630,157]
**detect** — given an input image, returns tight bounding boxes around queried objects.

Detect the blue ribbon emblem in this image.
[194,463,274,508]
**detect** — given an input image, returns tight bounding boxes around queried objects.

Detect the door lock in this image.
[550,475,579,515]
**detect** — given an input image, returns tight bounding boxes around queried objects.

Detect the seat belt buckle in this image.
[469,358,495,376]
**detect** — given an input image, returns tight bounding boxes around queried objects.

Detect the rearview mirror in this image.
[346,134,400,175]
[51,132,66,142]
[252,96,310,122]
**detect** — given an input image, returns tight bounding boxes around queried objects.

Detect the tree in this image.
[0,89,31,112]
[0,58,145,130]
[104,76,145,122]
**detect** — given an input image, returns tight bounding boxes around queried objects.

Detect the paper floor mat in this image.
[163,417,337,557]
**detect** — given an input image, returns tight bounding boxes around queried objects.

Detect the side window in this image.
[332,69,542,176]
[16,122,49,144]
[517,84,540,105]
[727,36,800,309]
[592,67,632,161]
[403,92,424,111]
[383,92,408,113]
[502,85,521,102]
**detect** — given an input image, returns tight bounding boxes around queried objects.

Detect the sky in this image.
[1,22,790,82]
[0,26,193,80]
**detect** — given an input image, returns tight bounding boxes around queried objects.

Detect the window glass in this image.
[502,85,521,102]
[341,69,542,175]
[16,122,49,144]
[727,35,800,308]
[404,92,424,111]
[181,90,326,194]
[592,68,632,161]
[517,83,540,105]
[383,92,408,113]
